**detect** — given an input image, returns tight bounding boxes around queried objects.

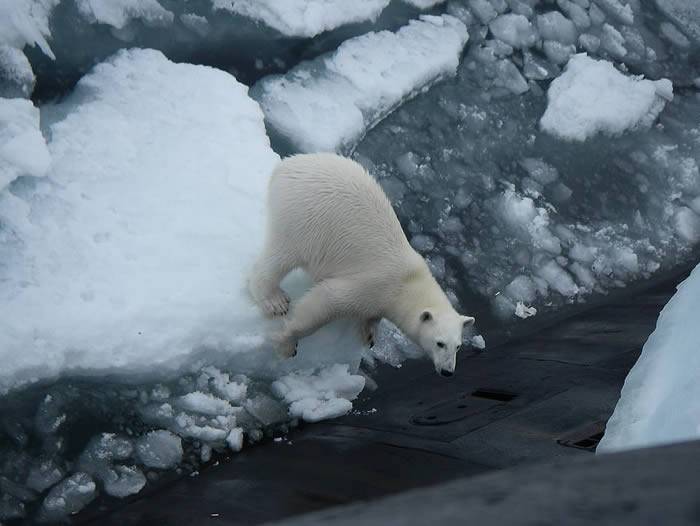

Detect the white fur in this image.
[248,153,475,375]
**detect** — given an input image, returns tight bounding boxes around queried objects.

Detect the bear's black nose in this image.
[440,369,453,377]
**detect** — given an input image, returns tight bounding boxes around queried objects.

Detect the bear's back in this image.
[267,153,412,277]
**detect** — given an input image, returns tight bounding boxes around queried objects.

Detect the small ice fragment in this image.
[515,302,537,318]
[536,12,578,45]
[135,430,183,469]
[38,473,96,522]
[177,392,236,416]
[471,335,486,349]
[101,465,146,498]
[226,428,244,452]
[489,14,537,48]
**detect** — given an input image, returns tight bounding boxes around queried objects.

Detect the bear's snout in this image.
[439,369,453,378]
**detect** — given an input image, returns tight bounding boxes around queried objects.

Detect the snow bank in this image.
[540,54,673,141]
[0,98,50,192]
[211,0,391,38]
[599,263,700,453]
[252,14,468,153]
[0,48,361,395]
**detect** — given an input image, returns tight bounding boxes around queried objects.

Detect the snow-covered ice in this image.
[599,263,700,453]
[0,97,50,192]
[211,0,391,38]
[75,0,175,29]
[252,15,468,153]
[0,0,57,97]
[1,48,273,392]
[540,54,673,141]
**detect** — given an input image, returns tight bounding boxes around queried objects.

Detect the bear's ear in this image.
[420,310,433,323]
[461,315,475,327]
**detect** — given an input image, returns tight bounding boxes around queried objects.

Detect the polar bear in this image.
[248,153,475,376]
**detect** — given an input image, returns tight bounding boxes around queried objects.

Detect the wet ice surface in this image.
[1,0,699,522]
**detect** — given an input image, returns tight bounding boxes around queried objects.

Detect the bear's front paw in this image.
[261,289,290,318]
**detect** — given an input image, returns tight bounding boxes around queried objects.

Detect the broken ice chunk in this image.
[540,54,673,141]
[514,302,537,318]
[176,392,237,416]
[600,23,627,58]
[100,465,146,498]
[226,428,244,452]
[26,459,65,493]
[252,15,468,153]
[536,12,578,45]
[489,14,537,48]
[594,0,634,25]
[272,364,365,423]
[212,0,391,38]
[674,207,700,243]
[135,430,183,469]
[38,473,96,523]
[471,335,486,349]
[519,158,559,185]
[536,260,579,297]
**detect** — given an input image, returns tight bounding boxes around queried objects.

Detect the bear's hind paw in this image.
[276,340,297,359]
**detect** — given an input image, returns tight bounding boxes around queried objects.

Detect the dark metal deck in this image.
[78,270,693,526]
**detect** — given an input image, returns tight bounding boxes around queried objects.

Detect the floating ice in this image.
[226,428,244,452]
[599,263,700,452]
[75,0,174,29]
[470,335,486,349]
[38,472,96,523]
[654,0,700,44]
[489,14,537,49]
[176,392,237,416]
[252,14,468,153]
[211,0,391,38]
[536,12,578,45]
[514,302,537,319]
[135,431,183,469]
[0,98,50,192]
[26,459,65,493]
[272,364,366,422]
[402,0,447,7]
[540,54,673,141]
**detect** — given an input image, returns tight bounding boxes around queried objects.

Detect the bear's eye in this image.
[436,341,446,349]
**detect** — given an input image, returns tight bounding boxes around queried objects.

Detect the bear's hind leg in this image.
[359,318,380,348]
[248,248,294,317]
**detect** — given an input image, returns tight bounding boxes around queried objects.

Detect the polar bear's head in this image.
[415,310,475,377]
